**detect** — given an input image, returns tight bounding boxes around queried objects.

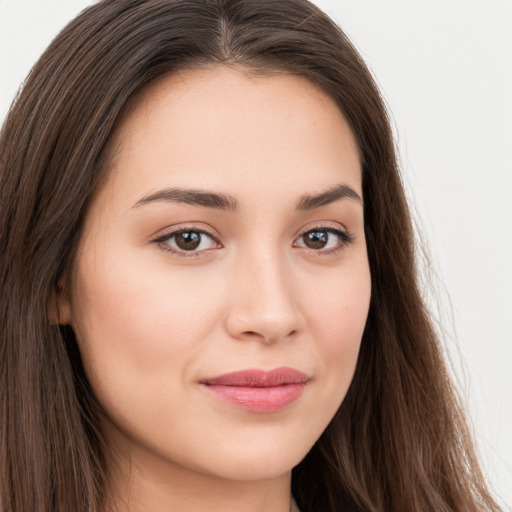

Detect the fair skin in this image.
[58,66,371,512]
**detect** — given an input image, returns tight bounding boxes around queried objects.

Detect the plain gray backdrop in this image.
[1,0,511,507]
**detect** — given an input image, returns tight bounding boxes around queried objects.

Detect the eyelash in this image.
[153,224,354,259]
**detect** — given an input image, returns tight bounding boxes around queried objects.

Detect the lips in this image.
[200,367,310,413]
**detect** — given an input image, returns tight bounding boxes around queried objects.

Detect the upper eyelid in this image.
[153,225,221,243]
[154,221,349,240]
[292,220,350,239]
[294,227,353,246]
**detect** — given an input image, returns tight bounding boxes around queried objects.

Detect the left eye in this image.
[294,228,351,251]
[157,229,218,253]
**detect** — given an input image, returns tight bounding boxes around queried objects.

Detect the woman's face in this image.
[61,67,371,483]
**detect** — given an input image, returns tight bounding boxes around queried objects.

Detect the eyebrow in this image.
[296,184,362,210]
[133,183,362,211]
[133,188,240,211]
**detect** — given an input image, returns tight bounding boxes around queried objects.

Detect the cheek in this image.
[74,246,218,347]
[307,259,370,342]
[69,247,223,412]
[69,255,227,462]
[303,259,371,396]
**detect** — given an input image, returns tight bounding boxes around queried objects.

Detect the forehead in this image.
[101,65,362,209]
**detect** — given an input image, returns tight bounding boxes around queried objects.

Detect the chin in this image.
[189,430,317,482]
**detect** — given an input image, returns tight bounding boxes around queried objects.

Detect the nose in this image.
[224,250,305,344]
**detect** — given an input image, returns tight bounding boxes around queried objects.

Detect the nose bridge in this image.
[225,242,303,342]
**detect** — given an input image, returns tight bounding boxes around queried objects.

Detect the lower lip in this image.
[202,383,307,413]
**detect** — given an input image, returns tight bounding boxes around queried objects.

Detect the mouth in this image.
[200,367,310,413]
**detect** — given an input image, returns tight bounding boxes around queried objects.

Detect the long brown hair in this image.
[0,1,499,510]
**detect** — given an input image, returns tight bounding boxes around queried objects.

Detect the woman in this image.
[0,0,500,511]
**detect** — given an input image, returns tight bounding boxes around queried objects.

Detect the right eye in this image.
[155,228,220,256]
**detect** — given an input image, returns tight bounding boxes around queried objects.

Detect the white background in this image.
[1,0,510,507]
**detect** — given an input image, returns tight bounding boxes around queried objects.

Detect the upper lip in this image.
[200,367,310,387]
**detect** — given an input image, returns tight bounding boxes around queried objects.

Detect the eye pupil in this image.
[304,230,328,249]
[175,231,201,250]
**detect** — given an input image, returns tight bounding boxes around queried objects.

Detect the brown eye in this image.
[174,231,201,250]
[302,230,329,249]
[295,228,352,252]
[157,229,218,254]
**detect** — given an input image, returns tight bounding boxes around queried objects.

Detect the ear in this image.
[48,277,73,325]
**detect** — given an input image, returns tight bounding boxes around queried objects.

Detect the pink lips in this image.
[200,367,309,413]
[201,368,310,412]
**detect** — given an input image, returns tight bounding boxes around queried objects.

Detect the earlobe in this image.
[48,278,72,325]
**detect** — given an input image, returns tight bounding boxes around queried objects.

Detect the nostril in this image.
[241,329,298,344]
